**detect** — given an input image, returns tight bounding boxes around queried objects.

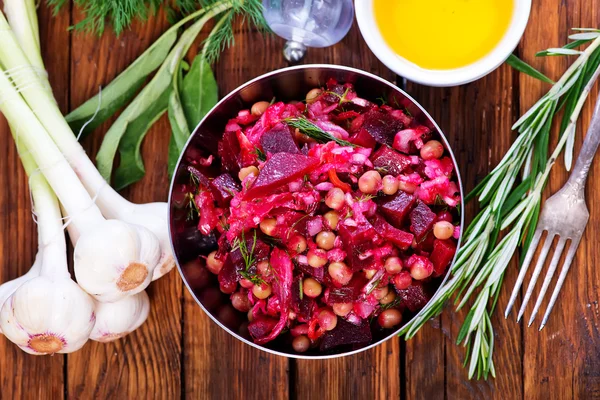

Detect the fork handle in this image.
[567,93,600,192]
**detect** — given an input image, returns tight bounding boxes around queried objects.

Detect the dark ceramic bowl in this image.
[168,65,464,359]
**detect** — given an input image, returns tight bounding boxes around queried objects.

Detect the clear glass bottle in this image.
[262,0,355,62]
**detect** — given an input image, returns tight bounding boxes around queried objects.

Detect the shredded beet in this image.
[190,80,461,351]
[251,248,293,344]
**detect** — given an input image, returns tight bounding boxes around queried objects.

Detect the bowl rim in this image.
[354,0,532,87]
[168,64,465,359]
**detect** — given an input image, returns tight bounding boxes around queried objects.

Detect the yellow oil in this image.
[373,0,514,70]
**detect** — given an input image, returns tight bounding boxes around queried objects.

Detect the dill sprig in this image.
[49,0,269,53]
[284,117,356,147]
[200,0,268,64]
[230,230,265,284]
[253,146,267,161]
[357,194,376,203]
[230,229,257,271]
[324,87,351,106]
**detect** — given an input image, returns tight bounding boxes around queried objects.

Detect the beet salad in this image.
[183,79,460,354]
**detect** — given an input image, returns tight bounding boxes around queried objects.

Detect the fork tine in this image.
[539,236,583,330]
[527,237,567,327]
[517,234,555,322]
[505,229,543,318]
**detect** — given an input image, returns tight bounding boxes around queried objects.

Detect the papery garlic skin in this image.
[0,276,95,355]
[115,202,174,281]
[91,290,150,342]
[0,252,42,334]
[87,193,174,281]
[74,220,160,303]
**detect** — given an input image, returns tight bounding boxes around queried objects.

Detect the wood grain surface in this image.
[0,1,598,399]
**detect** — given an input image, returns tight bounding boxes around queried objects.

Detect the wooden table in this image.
[0,1,599,399]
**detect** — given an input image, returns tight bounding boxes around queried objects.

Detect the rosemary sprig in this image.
[284,117,356,147]
[399,30,600,380]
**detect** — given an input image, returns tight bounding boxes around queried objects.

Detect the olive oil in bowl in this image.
[373,0,515,70]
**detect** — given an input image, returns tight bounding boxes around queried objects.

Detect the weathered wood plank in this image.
[0,3,69,399]
[66,7,182,399]
[519,1,600,398]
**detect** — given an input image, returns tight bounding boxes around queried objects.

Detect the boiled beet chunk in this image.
[248,316,279,341]
[210,173,241,206]
[327,274,368,303]
[218,256,239,294]
[349,128,377,149]
[295,261,326,283]
[377,191,417,229]
[245,153,319,198]
[338,222,378,271]
[360,108,404,146]
[320,318,372,352]
[430,239,457,277]
[370,145,412,176]
[218,130,242,173]
[414,231,435,253]
[291,276,316,321]
[371,214,414,250]
[260,123,301,155]
[409,201,436,240]
[187,166,211,189]
[397,282,431,312]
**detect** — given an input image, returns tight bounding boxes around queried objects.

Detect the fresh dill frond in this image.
[186,192,200,221]
[239,270,265,285]
[231,230,258,271]
[357,194,376,203]
[380,297,401,310]
[283,117,357,147]
[376,96,387,106]
[49,0,162,36]
[375,166,389,175]
[253,146,267,161]
[324,87,351,106]
[50,0,269,42]
[366,278,382,295]
[201,0,269,64]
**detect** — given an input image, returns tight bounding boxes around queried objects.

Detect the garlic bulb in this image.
[0,12,174,282]
[91,291,150,342]
[0,252,42,334]
[74,220,160,302]
[0,145,95,355]
[1,277,95,355]
[0,58,162,303]
[83,188,173,281]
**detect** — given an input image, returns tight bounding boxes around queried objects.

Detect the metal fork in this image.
[505,93,600,330]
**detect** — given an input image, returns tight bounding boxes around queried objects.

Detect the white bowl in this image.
[355,0,532,87]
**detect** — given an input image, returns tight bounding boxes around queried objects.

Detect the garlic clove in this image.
[122,202,175,281]
[90,290,150,342]
[0,251,43,334]
[0,276,95,355]
[74,220,160,303]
